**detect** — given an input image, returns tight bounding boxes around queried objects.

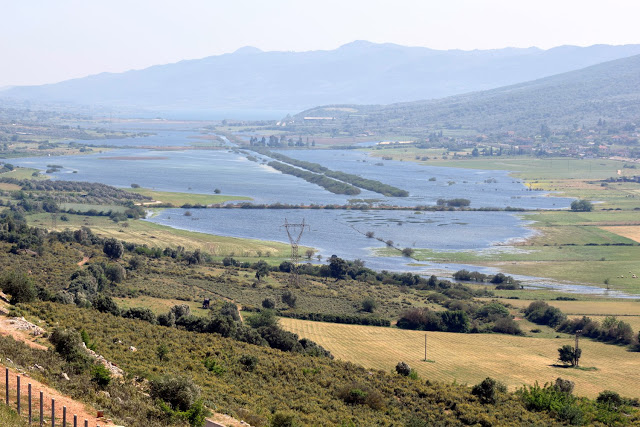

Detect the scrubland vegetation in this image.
[1,197,639,425]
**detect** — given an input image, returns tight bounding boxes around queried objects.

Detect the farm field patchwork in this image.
[281,318,640,399]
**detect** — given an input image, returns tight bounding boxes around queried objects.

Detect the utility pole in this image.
[281,218,309,288]
[424,333,427,362]
[575,329,582,367]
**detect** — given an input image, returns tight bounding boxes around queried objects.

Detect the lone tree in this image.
[329,255,348,281]
[401,247,414,257]
[254,260,270,282]
[570,199,593,212]
[281,290,297,308]
[558,344,581,367]
[103,238,124,260]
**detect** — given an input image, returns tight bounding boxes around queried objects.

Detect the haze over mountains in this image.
[3,41,640,115]
[295,53,640,134]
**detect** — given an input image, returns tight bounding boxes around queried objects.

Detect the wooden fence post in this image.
[17,375,21,414]
[51,398,55,427]
[84,420,88,427]
[73,414,77,427]
[28,383,32,424]
[40,390,43,427]
[63,406,66,427]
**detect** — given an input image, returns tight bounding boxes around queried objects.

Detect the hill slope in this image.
[3,42,640,113]
[294,53,640,134]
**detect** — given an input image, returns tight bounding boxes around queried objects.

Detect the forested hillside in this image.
[292,54,640,135]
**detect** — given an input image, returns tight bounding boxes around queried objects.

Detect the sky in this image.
[1,0,639,87]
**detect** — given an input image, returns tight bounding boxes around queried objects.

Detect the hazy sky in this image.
[2,0,639,87]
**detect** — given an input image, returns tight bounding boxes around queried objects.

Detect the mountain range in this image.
[3,41,640,115]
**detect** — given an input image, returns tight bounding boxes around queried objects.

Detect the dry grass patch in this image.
[114,296,206,316]
[600,226,640,243]
[28,213,290,257]
[281,318,640,399]
[0,182,21,191]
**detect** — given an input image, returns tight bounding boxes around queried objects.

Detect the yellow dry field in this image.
[114,296,205,315]
[0,182,21,191]
[28,212,290,256]
[281,318,640,399]
[600,226,640,243]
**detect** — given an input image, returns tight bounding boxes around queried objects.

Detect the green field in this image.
[281,318,640,399]
[59,203,127,213]
[126,187,251,206]
[0,167,49,180]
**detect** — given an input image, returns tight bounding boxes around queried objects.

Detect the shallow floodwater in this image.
[11,128,599,295]
[13,134,572,209]
[148,208,531,265]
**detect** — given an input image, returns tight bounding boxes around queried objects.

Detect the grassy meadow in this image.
[281,318,639,399]
[125,187,251,206]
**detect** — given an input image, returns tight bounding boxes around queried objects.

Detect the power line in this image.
[281,218,309,288]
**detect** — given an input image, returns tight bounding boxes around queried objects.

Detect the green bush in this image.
[519,381,583,424]
[203,358,226,376]
[149,375,201,412]
[361,297,378,313]
[0,270,37,304]
[49,327,88,365]
[91,363,112,388]
[597,390,623,408]
[239,354,259,371]
[271,411,299,427]
[472,377,507,404]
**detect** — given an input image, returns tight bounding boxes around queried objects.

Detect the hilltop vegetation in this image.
[290,54,640,136]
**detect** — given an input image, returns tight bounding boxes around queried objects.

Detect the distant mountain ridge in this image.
[294,53,640,134]
[3,41,640,114]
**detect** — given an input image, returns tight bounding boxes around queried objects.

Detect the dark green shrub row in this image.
[267,161,361,195]
[277,311,391,327]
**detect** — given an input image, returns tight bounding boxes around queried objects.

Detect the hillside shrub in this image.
[122,307,157,324]
[524,301,565,327]
[396,361,411,376]
[0,270,37,304]
[261,297,276,309]
[49,327,88,366]
[91,363,112,388]
[472,377,506,404]
[149,375,201,412]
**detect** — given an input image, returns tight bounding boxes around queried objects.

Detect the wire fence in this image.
[2,367,105,427]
